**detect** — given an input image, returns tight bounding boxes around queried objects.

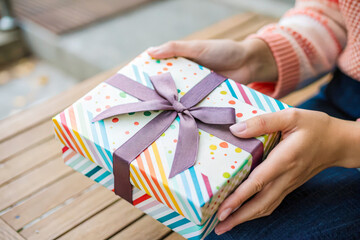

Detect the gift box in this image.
[52,51,289,233]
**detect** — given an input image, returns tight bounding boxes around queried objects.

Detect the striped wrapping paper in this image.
[52,51,290,227]
[62,146,219,239]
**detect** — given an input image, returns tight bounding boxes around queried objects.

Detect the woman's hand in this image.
[148,39,360,234]
[147,39,278,85]
[215,108,360,235]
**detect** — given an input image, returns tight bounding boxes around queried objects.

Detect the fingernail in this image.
[147,46,159,53]
[215,226,228,235]
[215,228,225,235]
[219,208,232,221]
[230,122,246,134]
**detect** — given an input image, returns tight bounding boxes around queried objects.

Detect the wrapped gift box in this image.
[52,51,289,230]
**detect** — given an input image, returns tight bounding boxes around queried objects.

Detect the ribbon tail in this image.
[169,111,199,178]
[196,121,264,169]
[113,111,177,203]
[113,153,132,202]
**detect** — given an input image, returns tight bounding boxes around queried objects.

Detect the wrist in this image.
[328,118,360,168]
[241,38,278,83]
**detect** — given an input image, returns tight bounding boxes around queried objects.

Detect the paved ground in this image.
[0,0,294,120]
[0,59,77,120]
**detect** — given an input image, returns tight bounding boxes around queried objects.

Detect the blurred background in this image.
[0,0,294,121]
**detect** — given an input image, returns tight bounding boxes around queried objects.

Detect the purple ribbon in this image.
[93,72,263,203]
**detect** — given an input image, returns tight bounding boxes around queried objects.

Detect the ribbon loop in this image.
[169,111,199,178]
[150,72,179,104]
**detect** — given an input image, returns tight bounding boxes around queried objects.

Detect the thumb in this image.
[230,109,297,138]
[147,40,205,59]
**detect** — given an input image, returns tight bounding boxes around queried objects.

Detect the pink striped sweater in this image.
[249,0,359,99]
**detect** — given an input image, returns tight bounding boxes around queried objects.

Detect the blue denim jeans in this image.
[206,69,360,240]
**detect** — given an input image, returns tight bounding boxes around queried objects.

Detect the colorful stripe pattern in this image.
[53,103,114,173]
[228,80,288,157]
[52,53,290,226]
[63,147,218,240]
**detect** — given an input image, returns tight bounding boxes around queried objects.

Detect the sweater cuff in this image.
[248,33,300,99]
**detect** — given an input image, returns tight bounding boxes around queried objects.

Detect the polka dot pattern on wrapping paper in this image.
[201,132,248,180]
[219,142,228,148]
[209,145,217,150]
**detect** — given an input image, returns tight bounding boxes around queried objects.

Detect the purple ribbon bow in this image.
[93,71,263,203]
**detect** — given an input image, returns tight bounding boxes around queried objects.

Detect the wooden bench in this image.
[0,12,329,240]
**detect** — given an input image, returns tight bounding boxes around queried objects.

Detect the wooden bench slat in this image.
[0,139,62,186]
[162,232,185,240]
[58,200,143,240]
[0,158,72,211]
[110,215,171,240]
[2,172,94,230]
[0,218,25,240]
[20,186,118,240]
[0,121,54,162]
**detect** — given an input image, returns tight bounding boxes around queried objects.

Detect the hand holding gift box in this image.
[53,51,289,239]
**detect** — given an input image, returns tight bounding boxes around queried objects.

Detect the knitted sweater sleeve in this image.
[248,0,347,98]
